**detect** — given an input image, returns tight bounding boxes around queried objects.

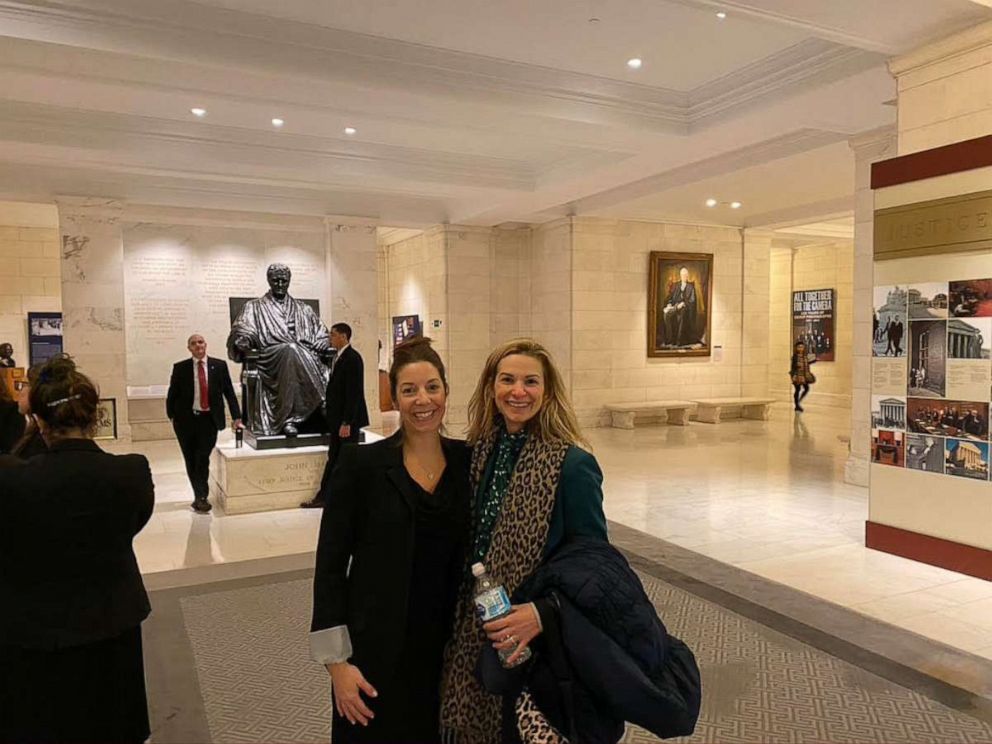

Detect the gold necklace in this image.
[404,451,442,481]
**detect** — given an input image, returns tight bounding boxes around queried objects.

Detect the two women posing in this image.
[310,337,608,743]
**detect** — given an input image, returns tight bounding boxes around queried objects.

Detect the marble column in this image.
[325,220,381,432]
[56,197,131,440]
[845,128,897,487]
[444,225,493,431]
[741,229,773,398]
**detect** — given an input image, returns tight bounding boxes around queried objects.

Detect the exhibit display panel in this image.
[868,148,992,577]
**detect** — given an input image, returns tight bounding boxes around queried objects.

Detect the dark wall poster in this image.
[27,311,63,366]
[392,315,422,346]
[792,289,835,362]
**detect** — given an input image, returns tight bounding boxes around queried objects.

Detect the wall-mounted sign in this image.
[792,289,835,362]
[27,311,63,367]
[392,314,422,346]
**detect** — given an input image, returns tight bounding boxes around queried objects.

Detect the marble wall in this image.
[383,217,758,430]
[122,222,326,388]
[531,220,573,390]
[891,21,992,155]
[569,217,746,428]
[0,225,61,367]
[768,239,855,408]
[58,197,130,437]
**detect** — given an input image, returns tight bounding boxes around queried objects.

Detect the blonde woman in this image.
[441,338,608,743]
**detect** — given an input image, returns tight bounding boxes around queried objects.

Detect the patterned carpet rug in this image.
[145,557,992,744]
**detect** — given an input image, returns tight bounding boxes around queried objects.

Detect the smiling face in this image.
[494,354,545,433]
[395,361,447,435]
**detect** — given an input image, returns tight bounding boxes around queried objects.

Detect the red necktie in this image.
[198,361,209,411]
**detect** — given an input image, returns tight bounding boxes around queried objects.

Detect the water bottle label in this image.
[474,587,512,622]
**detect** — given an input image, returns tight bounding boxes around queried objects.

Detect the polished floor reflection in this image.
[115,405,992,660]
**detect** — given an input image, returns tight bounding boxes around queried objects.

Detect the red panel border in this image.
[871,134,992,190]
[866,522,992,581]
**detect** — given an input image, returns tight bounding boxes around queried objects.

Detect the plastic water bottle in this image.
[472,562,532,668]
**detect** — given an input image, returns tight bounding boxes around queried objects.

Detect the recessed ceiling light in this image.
[190,108,207,117]
[344,126,357,135]
[271,118,284,127]
[588,17,600,23]
[626,57,643,70]
[730,201,742,209]
[716,11,727,20]
[705,198,718,208]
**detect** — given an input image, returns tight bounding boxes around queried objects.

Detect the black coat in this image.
[0,439,155,649]
[325,345,369,429]
[480,538,701,743]
[0,399,25,455]
[166,356,242,431]
[311,433,470,685]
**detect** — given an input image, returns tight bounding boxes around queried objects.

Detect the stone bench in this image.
[692,397,776,424]
[605,400,696,429]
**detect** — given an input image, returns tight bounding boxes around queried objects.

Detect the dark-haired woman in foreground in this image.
[310,337,471,743]
[0,355,155,743]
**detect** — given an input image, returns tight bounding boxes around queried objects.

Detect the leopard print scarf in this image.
[440,427,570,744]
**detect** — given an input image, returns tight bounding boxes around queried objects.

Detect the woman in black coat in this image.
[0,355,154,743]
[8,364,48,458]
[310,337,471,743]
[0,378,25,454]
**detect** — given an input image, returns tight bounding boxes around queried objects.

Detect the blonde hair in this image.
[466,338,589,449]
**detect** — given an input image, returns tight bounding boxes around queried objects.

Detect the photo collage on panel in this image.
[871,280,992,481]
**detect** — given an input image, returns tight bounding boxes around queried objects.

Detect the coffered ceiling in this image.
[0,0,988,227]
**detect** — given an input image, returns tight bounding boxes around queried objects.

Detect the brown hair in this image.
[466,338,588,448]
[389,336,447,401]
[29,354,100,439]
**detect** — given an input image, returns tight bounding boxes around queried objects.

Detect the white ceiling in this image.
[194,0,811,91]
[0,0,988,228]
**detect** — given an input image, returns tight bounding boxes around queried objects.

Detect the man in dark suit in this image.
[661,266,699,347]
[166,333,242,513]
[302,322,369,508]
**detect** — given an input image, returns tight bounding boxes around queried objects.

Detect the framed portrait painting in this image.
[647,252,713,358]
[94,398,118,440]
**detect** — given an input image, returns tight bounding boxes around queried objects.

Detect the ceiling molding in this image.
[744,196,855,229]
[0,99,539,191]
[888,19,992,76]
[574,128,847,214]
[0,0,888,132]
[122,203,327,232]
[689,39,884,124]
[663,0,903,54]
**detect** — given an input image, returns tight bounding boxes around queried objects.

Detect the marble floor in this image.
[114,404,992,661]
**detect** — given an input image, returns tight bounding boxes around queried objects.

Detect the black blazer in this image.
[0,399,25,455]
[166,356,242,431]
[0,439,154,649]
[311,432,471,682]
[325,345,369,430]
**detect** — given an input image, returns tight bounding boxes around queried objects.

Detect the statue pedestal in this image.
[244,429,330,450]
[209,430,383,514]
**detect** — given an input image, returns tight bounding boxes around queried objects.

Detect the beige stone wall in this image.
[384,227,448,363]
[530,219,572,387]
[0,226,62,367]
[445,227,493,426]
[769,240,854,408]
[569,217,744,428]
[891,21,992,154]
[491,227,532,346]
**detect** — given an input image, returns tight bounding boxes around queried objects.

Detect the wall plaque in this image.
[874,190,992,260]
